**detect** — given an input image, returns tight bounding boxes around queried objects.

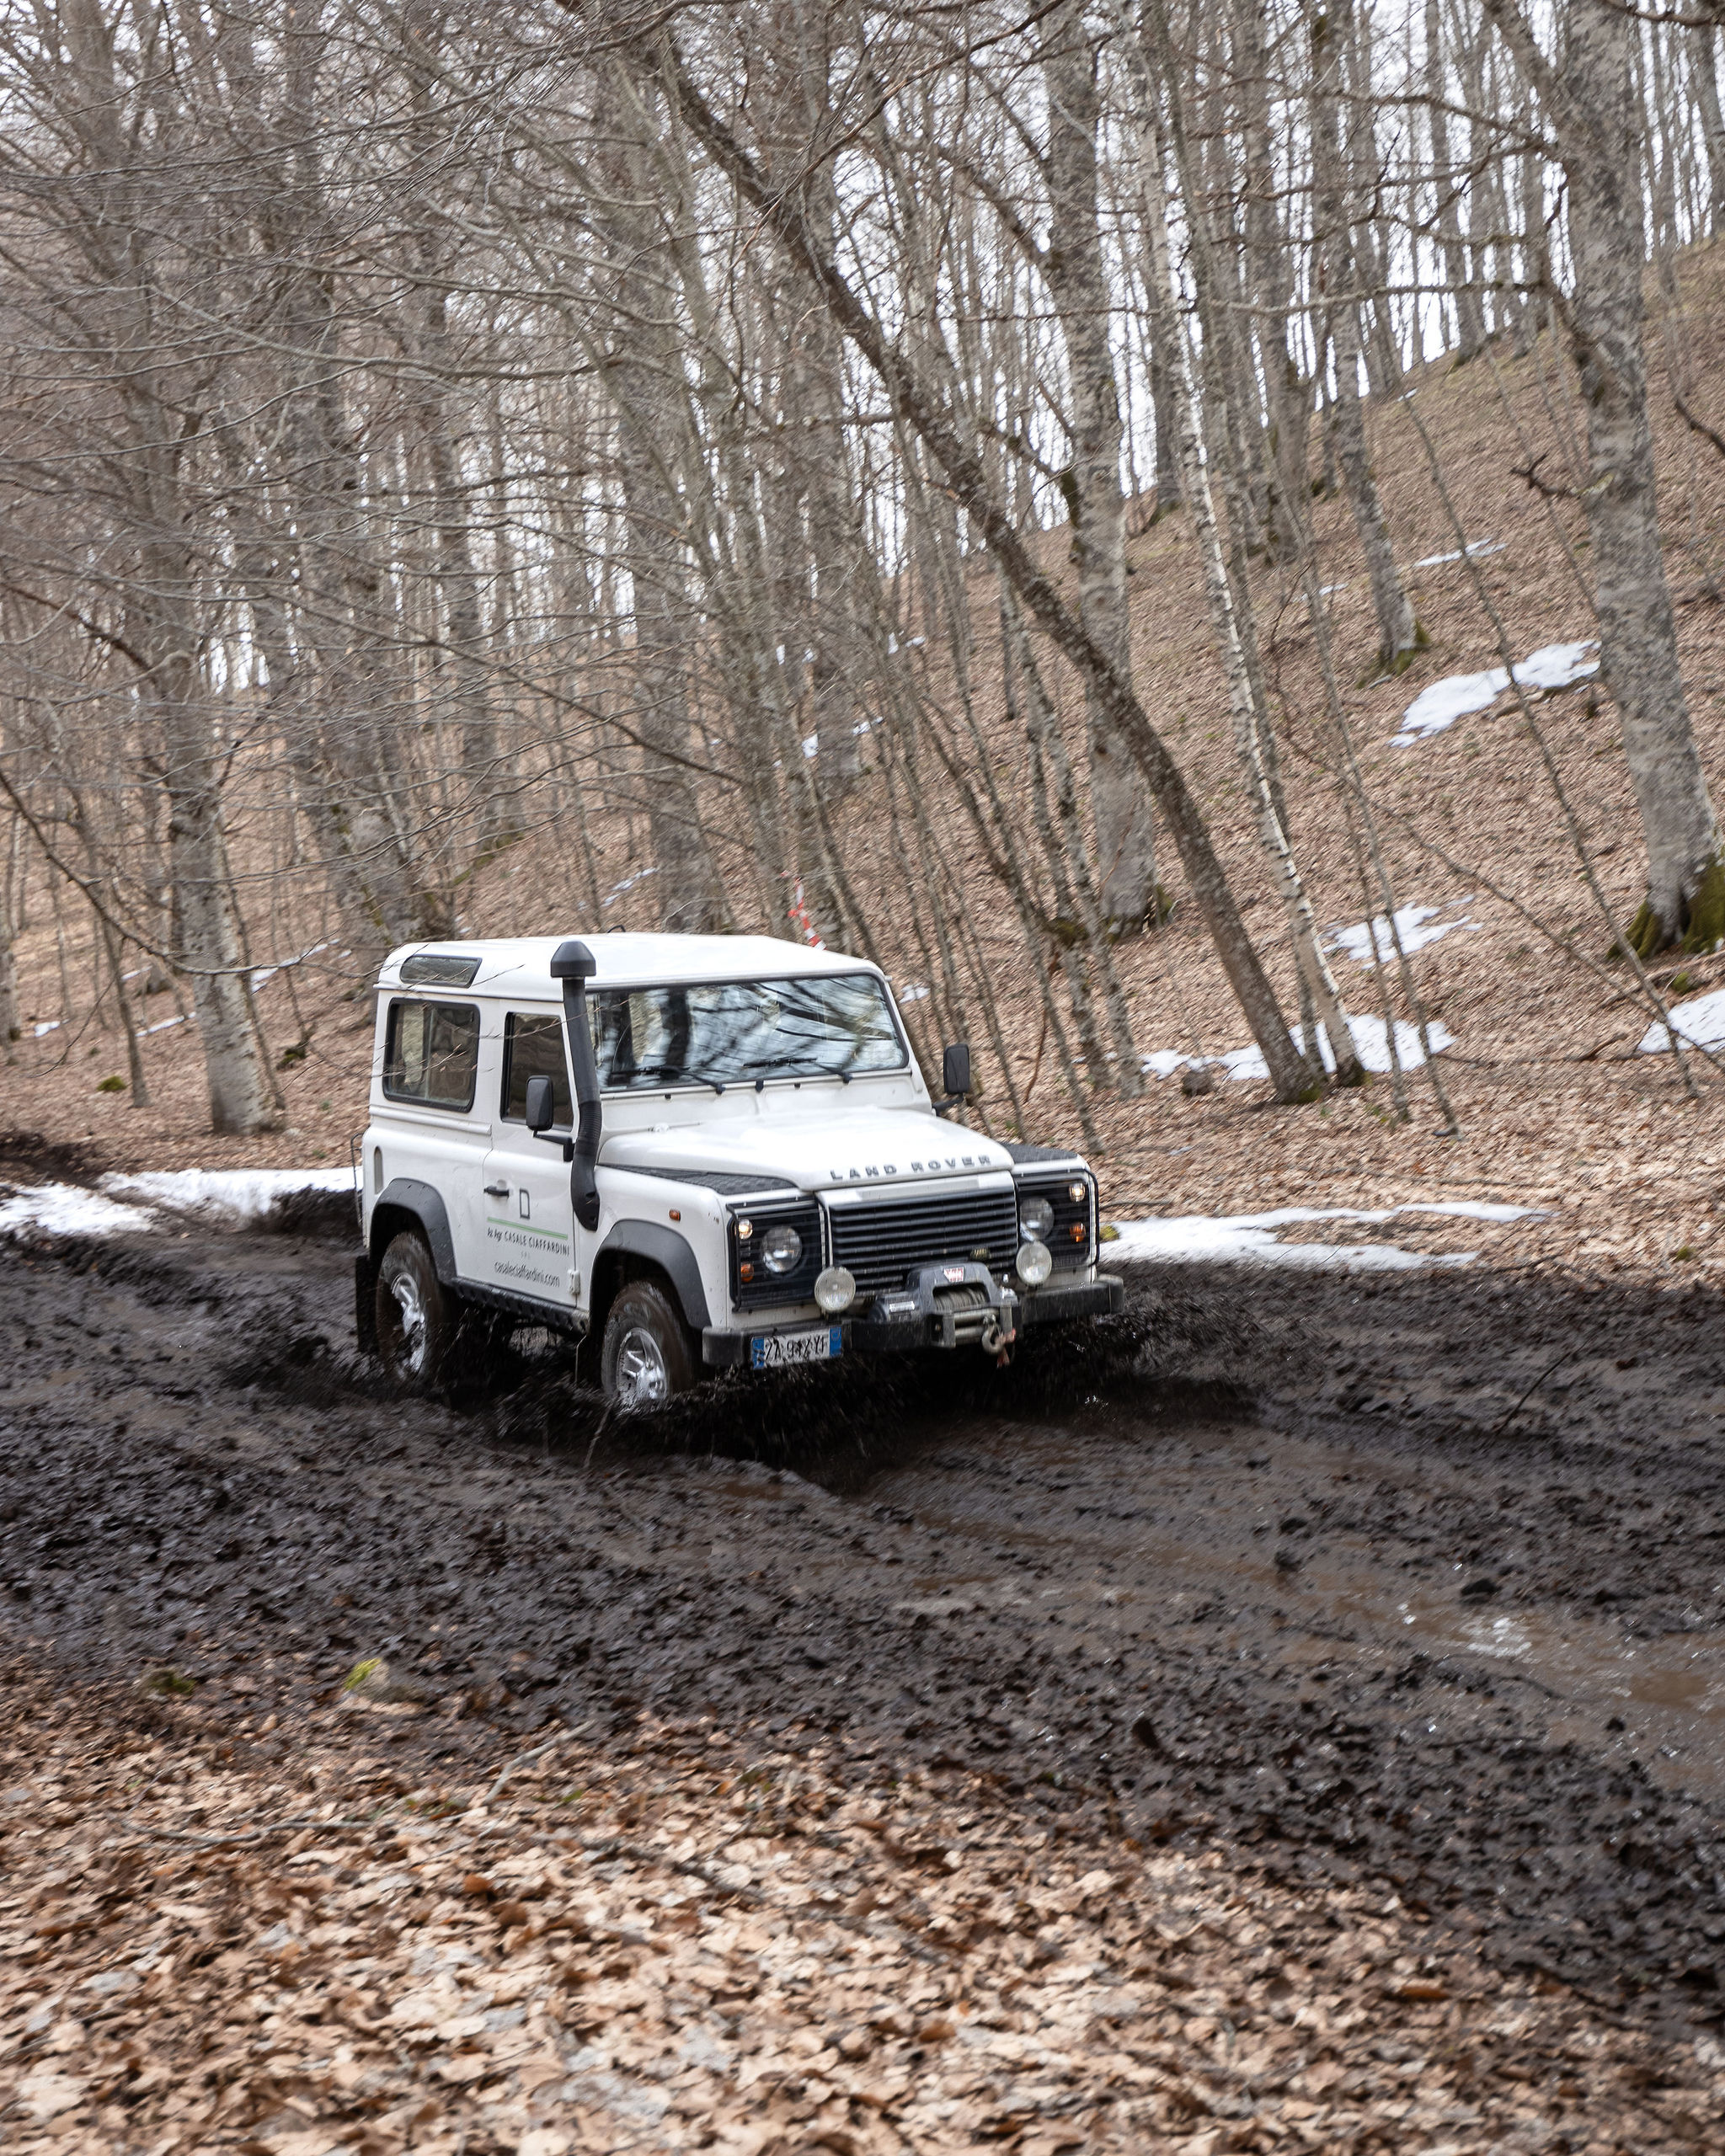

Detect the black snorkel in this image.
[551,938,603,1231]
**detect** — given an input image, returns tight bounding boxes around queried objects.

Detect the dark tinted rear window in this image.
[382,1000,480,1111]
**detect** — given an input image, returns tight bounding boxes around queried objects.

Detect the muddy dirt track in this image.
[3,1203,1723,2032]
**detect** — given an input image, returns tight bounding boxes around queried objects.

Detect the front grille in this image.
[828,1187,1017,1296]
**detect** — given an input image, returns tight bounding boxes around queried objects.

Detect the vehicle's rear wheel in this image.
[601,1280,698,1408]
[376,1231,452,1392]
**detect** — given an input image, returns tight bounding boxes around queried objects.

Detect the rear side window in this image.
[383,1000,480,1111]
[500,1011,572,1125]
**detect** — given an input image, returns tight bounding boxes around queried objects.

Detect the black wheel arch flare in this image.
[370,1177,458,1283]
[591,1219,713,1337]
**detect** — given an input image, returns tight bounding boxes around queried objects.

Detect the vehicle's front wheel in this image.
[376,1231,453,1392]
[601,1280,698,1408]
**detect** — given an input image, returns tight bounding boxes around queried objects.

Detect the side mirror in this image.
[942,1043,972,1098]
[524,1075,556,1133]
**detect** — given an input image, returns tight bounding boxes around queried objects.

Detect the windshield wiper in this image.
[621,1059,726,1095]
[747,1054,852,1085]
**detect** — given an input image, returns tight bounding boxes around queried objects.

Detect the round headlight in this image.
[1018,1195,1055,1241]
[1016,1239,1054,1286]
[1068,1179,1087,1205]
[814,1264,856,1314]
[761,1223,803,1275]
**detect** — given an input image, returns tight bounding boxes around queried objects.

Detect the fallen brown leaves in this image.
[1,1663,1719,2155]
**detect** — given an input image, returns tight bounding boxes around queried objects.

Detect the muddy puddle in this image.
[844,1407,1725,1802]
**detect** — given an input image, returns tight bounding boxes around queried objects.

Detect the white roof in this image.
[378,932,879,1003]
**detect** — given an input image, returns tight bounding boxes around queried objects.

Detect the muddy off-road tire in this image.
[376,1231,454,1393]
[601,1280,699,1408]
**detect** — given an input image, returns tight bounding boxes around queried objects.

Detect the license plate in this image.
[750,1325,841,1370]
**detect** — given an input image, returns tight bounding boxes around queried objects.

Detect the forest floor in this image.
[2,1201,1723,2153]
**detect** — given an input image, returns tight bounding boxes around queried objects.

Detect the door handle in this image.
[483,1182,510,1198]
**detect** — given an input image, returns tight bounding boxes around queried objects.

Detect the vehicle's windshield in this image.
[591,974,905,1091]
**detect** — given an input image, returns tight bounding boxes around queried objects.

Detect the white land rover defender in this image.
[355,934,1123,1405]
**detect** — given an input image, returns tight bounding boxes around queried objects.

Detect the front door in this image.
[482,1009,577,1313]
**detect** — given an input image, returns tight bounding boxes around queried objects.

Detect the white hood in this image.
[601,1104,1013,1193]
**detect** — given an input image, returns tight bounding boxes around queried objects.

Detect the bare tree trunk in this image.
[51,0,281,1132]
[1429,0,1487,360]
[1564,6,1723,947]
[1345,0,1403,396]
[151,627,282,1133]
[1001,586,1143,1087]
[267,8,446,966]
[606,360,730,935]
[1041,3,1156,930]
[0,814,20,1044]
[1315,0,1423,675]
[1693,23,1725,239]
[1133,3,1364,1084]
[1511,121,1549,355]
[1487,0,1725,948]
[1237,0,1314,561]
[418,286,519,863]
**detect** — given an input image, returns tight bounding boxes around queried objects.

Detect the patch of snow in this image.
[1107,1199,1542,1273]
[0,1182,157,1238]
[33,1020,59,1038]
[802,734,820,759]
[1392,639,1601,746]
[1392,667,1509,744]
[1146,1015,1453,1085]
[142,1013,188,1035]
[1637,985,1725,1055]
[1514,640,1599,691]
[1109,1216,1450,1271]
[1392,1198,1541,1224]
[1325,902,1480,966]
[895,981,930,1004]
[99,1167,353,1225]
[1413,539,1504,568]
[0,1166,354,1242]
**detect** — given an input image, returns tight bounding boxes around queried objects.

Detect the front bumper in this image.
[1016,1273,1124,1326]
[702,1267,1124,1366]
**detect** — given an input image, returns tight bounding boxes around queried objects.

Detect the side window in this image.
[383,1000,480,1111]
[501,1011,572,1125]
